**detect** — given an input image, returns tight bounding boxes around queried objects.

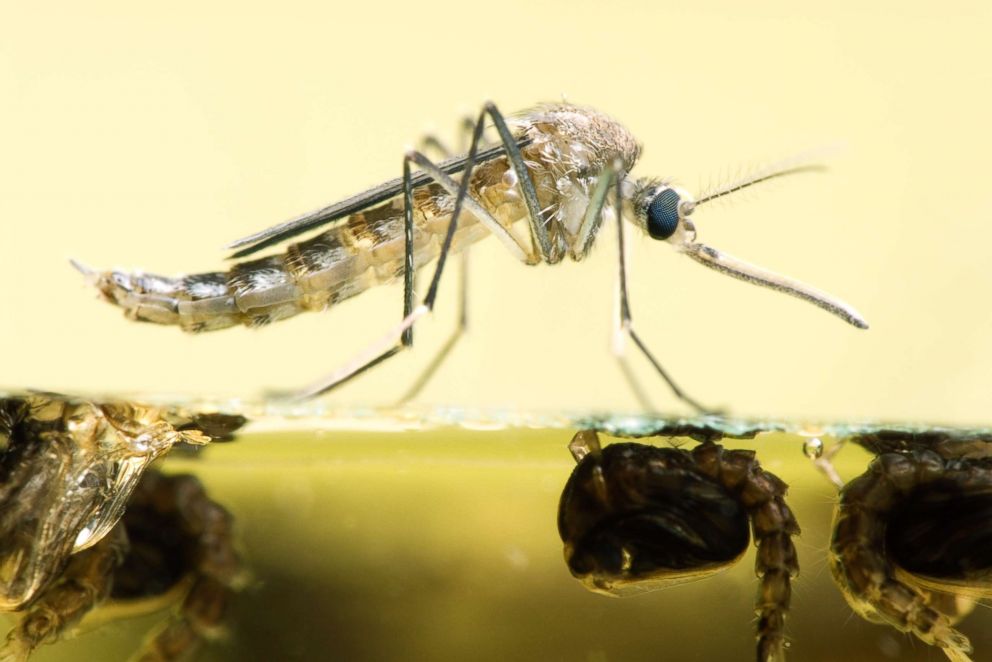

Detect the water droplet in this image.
[803,437,824,459]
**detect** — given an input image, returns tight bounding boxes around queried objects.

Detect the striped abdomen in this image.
[84,167,528,332]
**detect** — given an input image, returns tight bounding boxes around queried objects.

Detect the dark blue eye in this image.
[646,189,681,240]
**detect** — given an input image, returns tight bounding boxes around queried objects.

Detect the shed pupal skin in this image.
[0,392,246,661]
[0,469,244,662]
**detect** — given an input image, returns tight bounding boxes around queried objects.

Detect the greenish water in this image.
[16,418,992,662]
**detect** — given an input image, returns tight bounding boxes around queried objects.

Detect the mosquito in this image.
[75,102,868,412]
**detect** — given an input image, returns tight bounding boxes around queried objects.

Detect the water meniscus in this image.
[75,102,868,411]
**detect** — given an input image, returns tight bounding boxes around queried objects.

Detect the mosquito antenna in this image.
[693,160,826,208]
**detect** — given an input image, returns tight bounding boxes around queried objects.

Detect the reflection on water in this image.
[2,393,991,661]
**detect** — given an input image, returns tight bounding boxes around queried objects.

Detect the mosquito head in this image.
[631,180,698,245]
[632,161,827,245]
[628,162,869,330]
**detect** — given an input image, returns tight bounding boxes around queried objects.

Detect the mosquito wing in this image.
[225,136,532,259]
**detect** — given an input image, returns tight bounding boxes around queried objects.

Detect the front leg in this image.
[581,160,713,413]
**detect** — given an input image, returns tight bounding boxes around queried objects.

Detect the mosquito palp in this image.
[76,102,868,411]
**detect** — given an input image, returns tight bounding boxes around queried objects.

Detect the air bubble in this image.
[803,437,824,460]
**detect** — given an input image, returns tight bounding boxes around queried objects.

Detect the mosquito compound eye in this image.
[646,188,681,240]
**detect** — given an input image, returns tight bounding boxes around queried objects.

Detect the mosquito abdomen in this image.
[85,263,304,333]
[81,191,493,332]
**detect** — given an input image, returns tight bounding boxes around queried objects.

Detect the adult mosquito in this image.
[76,102,868,412]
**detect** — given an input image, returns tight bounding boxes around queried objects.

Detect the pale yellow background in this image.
[2,1,990,423]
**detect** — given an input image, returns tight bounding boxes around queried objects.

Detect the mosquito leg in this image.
[411,129,460,308]
[417,113,482,157]
[404,102,561,342]
[419,134,453,159]
[592,161,713,414]
[298,105,515,398]
[396,251,469,404]
[573,157,616,261]
[420,103,558,265]
[419,103,555,266]
[396,130,475,403]
[458,114,502,149]
[403,112,484,353]
[602,214,657,413]
[615,354,658,413]
[400,114,532,344]
[460,115,477,145]
[480,102,561,264]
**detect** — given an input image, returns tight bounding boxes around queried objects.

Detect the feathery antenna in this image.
[694,160,826,208]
